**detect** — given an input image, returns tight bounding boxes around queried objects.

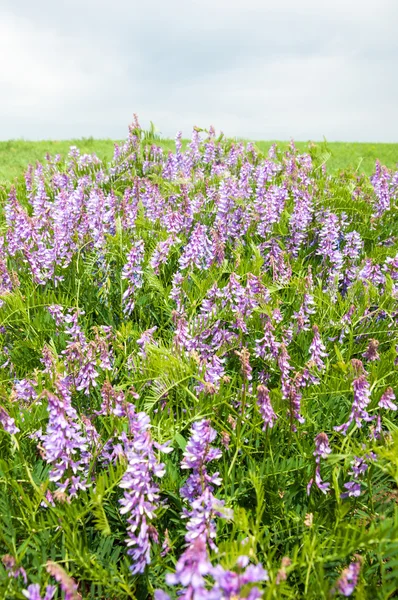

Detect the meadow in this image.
[0,119,397,599]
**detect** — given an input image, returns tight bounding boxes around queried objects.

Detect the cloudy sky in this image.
[1,0,397,141]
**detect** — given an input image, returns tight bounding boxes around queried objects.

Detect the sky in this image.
[1,0,397,142]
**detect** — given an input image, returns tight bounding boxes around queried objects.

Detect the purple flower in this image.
[362,339,380,361]
[13,378,37,404]
[210,558,268,599]
[180,420,222,503]
[255,184,287,238]
[314,432,332,459]
[39,377,92,497]
[235,347,252,382]
[50,309,114,397]
[161,420,234,597]
[170,273,186,313]
[334,375,373,435]
[172,313,191,351]
[278,343,293,399]
[371,160,395,217]
[2,554,27,583]
[96,381,127,417]
[75,357,99,395]
[161,541,268,600]
[255,317,280,361]
[137,326,158,359]
[342,230,363,290]
[215,179,246,243]
[350,456,369,478]
[150,235,179,273]
[0,258,14,305]
[154,591,171,600]
[165,536,212,592]
[179,224,215,271]
[334,560,361,596]
[222,273,263,324]
[308,325,328,371]
[197,354,226,395]
[257,384,277,430]
[22,584,56,600]
[317,211,344,290]
[261,239,292,284]
[46,562,79,600]
[140,181,166,223]
[283,375,305,432]
[378,387,397,410]
[161,529,172,557]
[359,259,386,287]
[122,240,145,314]
[341,481,362,499]
[121,185,139,229]
[288,187,313,256]
[119,406,169,574]
[292,293,316,334]
[0,405,19,435]
[343,231,363,261]
[307,433,331,495]
[339,304,356,343]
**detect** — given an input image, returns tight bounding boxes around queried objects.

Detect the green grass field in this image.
[0,139,397,183]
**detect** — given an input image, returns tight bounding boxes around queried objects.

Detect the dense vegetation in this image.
[0,118,397,599]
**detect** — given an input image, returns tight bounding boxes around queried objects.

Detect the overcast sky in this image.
[1,0,397,142]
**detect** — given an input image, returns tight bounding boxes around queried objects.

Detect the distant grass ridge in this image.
[1,138,397,183]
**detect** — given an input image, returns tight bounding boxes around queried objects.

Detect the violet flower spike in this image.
[46,561,79,600]
[257,384,277,430]
[308,325,328,370]
[22,584,56,600]
[379,387,397,411]
[0,405,19,435]
[334,560,361,597]
[334,375,373,435]
[362,338,380,362]
[39,377,92,497]
[119,406,169,574]
[2,554,27,583]
[162,419,234,598]
[121,240,145,315]
[340,481,361,499]
[307,433,331,495]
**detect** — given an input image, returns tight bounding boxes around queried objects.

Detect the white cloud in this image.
[0,0,397,141]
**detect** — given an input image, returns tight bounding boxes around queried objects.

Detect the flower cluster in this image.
[333,559,361,597]
[122,240,145,314]
[341,453,376,499]
[257,384,277,430]
[22,561,79,600]
[307,432,331,495]
[38,377,93,498]
[119,406,171,574]
[179,420,225,549]
[334,370,373,435]
[0,405,19,435]
[157,420,267,599]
